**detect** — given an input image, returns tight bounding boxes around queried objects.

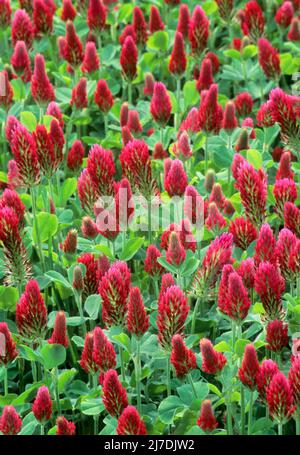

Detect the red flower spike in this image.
[144,245,163,276]
[0,188,25,225]
[275,227,298,280]
[16,280,47,339]
[218,264,235,314]
[257,101,274,127]
[157,285,189,350]
[127,286,149,337]
[62,21,84,67]
[254,223,277,266]
[48,311,68,348]
[238,344,260,389]
[234,92,253,117]
[196,58,213,92]
[188,6,209,57]
[11,41,31,82]
[169,32,186,76]
[0,406,22,435]
[133,6,148,45]
[80,332,98,374]
[256,359,279,402]
[77,169,99,213]
[177,4,190,39]
[81,41,100,73]
[254,261,285,319]
[149,5,164,33]
[258,38,281,80]
[87,144,115,195]
[127,110,142,134]
[229,216,257,250]
[120,102,129,127]
[56,416,76,435]
[102,369,128,417]
[46,102,64,127]
[33,124,55,177]
[67,140,85,172]
[269,88,300,149]
[274,178,297,219]
[222,101,238,133]
[267,372,295,424]
[61,229,77,254]
[288,18,300,41]
[32,386,52,423]
[87,0,106,32]
[71,78,88,109]
[205,202,226,233]
[120,36,138,82]
[33,0,54,36]
[184,185,204,227]
[150,82,172,127]
[197,399,218,432]
[200,338,227,375]
[117,406,147,435]
[98,261,131,327]
[284,202,300,237]
[237,258,255,289]
[166,231,186,266]
[276,151,294,181]
[209,183,226,211]
[288,356,300,411]
[0,0,11,26]
[31,54,55,105]
[0,322,18,365]
[92,327,116,377]
[61,0,76,21]
[170,334,196,378]
[164,159,188,197]
[11,9,34,48]
[81,216,98,239]
[226,271,252,321]
[266,320,289,352]
[240,1,265,41]
[158,273,175,302]
[94,80,114,114]
[216,0,234,22]
[275,2,294,28]
[119,25,136,46]
[198,84,223,134]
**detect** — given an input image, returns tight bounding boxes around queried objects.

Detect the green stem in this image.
[75,291,86,336]
[296,416,300,435]
[55,367,61,415]
[31,360,37,383]
[191,297,202,334]
[40,424,45,436]
[128,82,132,105]
[30,187,45,272]
[3,367,8,395]
[187,373,197,399]
[92,374,99,435]
[166,355,171,397]
[240,385,245,435]
[135,337,142,414]
[205,135,209,173]
[278,422,283,436]
[248,391,254,435]
[226,396,233,435]
[227,135,232,188]
[104,114,108,137]
[174,78,181,131]
[120,347,125,381]
[160,128,164,148]
[148,198,152,244]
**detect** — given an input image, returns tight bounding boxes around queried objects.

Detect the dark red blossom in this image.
[225,271,252,321]
[269,88,300,149]
[102,369,128,417]
[266,320,289,352]
[164,159,188,197]
[92,327,117,377]
[267,373,295,424]
[240,1,265,41]
[170,334,196,378]
[61,229,77,254]
[0,189,25,225]
[82,42,100,73]
[0,71,13,110]
[157,285,189,350]
[238,344,260,389]
[275,2,294,28]
[254,262,285,319]
[87,0,106,32]
[46,102,64,127]
[48,311,68,348]
[87,144,115,195]
[11,9,34,48]
[150,82,172,127]
[216,0,234,22]
[288,18,300,41]
[198,84,223,134]
[71,78,88,109]
[205,202,226,233]
[56,416,76,435]
[67,140,85,172]
[166,231,186,266]
[61,21,84,67]
[284,202,300,238]
[188,6,209,57]
[119,25,136,46]
[200,338,227,375]
[275,228,297,280]
[169,32,186,76]
[254,223,277,266]
[218,264,235,314]
[196,58,213,93]
[184,185,204,227]
[256,359,279,402]
[288,356,300,411]
[94,80,114,114]
[177,4,190,39]
[32,386,52,423]
[197,400,218,432]
[234,92,253,116]
[117,406,147,435]
[31,54,55,105]
[127,286,149,337]
[33,0,54,35]
[222,101,238,132]
[80,332,98,374]
[229,217,257,250]
[11,41,31,82]
[274,178,297,219]
[258,38,281,80]
[149,5,164,33]
[133,6,148,45]
[16,280,47,339]
[144,245,163,276]
[120,36,138,82]
[0,0,11,26]
[0,406,22,435]
[61,0,76,21]
[237,258,255,289]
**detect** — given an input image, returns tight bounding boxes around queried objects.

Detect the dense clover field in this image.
[1,0,300,436]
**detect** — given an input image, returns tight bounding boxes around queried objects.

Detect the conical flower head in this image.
[0,406,22,435]
[169,31,186,76]
[196,58,213,92]
[62,20,84,67]
[188,6,209,56]
[288,18,300,41]
[284,202,300,237]
[102,369,128,417]
[92,327,116,380]
[254,262,285,319]
[94,79,114,114]
[238,344,260,389]
[56,416,76,435]
[184,185,204,227]
[132,6,148,45]
[87,0,106,32]
[150,82,172,127]
[177,4,190,38]
[48,311,68,348]
[157,285,189,350]
[67,139,85,172]
[170,334,197,378]
[275,228,298,280]
[166,231,186,266]
[61,0,76,21]
[197,400,218,432]
[258,38,281,80]
[266,320,288,352]
[144,245,164,277]
[81,41,100,73]
[33,0,54,35]
[117,406,147,435]
[32,386,52,423]
[267,373,295,424]
[288,356,300,411]
[71,77,88,109]
[240,1,265,41]
[164,159,188,197]
[120,36,138,82]
[80,332,98,374]
[198,84,223,134]
[149,5,164,33]
[87,144,115,196]
[11,41,31,82]
[222,101,238,132]
[216,0,234,22]
[16,280,47,340]
[274,178,297,219]
[200,338,227,375]
[275,1,294,28]
[31,54,55,105]
[256,359,279,402]
[226,271,251,321]
[127,286,149,337]
[0,0,11,27]
[11,9,34,48]
[229,216,257,251]
[254,223,277,266]
[237,258,255,289]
